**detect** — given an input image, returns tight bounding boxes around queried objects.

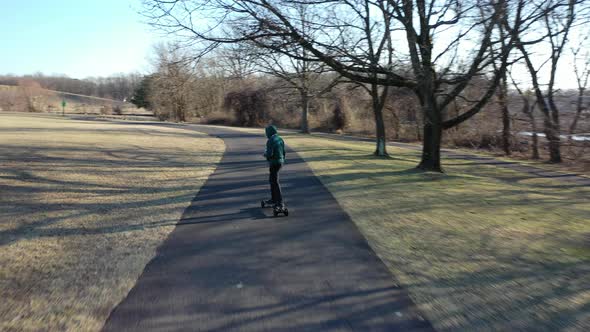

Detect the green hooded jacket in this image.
[264,125,285,166]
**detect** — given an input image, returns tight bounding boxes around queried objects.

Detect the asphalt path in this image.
[102,125,433,332]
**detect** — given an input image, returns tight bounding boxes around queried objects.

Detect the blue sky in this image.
[0,0,160,78]
[0,1,584,89]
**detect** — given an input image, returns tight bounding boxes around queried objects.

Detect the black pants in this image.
[269,164,283,204]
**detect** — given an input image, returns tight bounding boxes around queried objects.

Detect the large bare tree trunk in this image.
[531,133,540,160]
[569,88,586,136]
[300,91,310,134]
[526,102,540,160]
[542,114,562,163]
[523,97,540,159]
[547,96,562,162]
[519,46,563,163]
[499,74,511,155]
[418,91,443,172]
[372,84,388,156]
[374,110,387,156]
[569,111,582,137]
[389,108,400,140]
[417,63,443,172]
[502,105,511,155]
[418,121,443,172]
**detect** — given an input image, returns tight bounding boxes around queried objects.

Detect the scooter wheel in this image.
[284,209,289,216]
[261,200,265,208]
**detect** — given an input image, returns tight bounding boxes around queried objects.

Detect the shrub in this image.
[155,109,171,121]
[100,106,111,115]
[112,105,123,115]
[332,102,347,132]
[204,110,236,126]
[223,88,268,127]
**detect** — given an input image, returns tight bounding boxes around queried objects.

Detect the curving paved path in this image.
[101,125,433,331]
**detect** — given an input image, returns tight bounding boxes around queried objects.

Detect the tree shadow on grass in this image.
[0,128,224,247]
[0,207,272,244]
[297,150,590,330]
[384,249,590,331]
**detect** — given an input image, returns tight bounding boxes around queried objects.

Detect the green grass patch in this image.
[283,133,590,331]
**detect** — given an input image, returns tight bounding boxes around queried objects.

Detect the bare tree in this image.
[224,2,340,133]
[217,44,258,80]
[19,79,44,112]
[490,19,513,156]
[246,3,341,134]
[570,30,590,136]
[511,72,541,159]
[141,0,538,171]
[148,44,196,122]
[508,0,586,163]
[356,0,395,155]
[254,49,341,133]
[497,71,512,155]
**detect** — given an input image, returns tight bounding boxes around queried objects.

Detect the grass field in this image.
[0,85,149,115]
[0,113,224,331]
[280,133,590,331]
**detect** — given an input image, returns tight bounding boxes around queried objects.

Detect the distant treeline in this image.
[0,73,142,102]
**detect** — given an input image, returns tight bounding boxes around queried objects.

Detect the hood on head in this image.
[265,125,277,138]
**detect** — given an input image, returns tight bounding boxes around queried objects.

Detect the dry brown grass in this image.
[282,133,589,331]
[227,125,590,330]
[0,85,146,115]
[0,113,224,331]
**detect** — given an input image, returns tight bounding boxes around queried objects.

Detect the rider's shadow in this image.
[241,206,270,220]
[178,206,271,225]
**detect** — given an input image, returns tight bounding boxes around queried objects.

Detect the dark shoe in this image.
[264,199,275,205]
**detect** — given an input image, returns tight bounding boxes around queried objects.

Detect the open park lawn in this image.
[283,132,589,331]
[0,114,224,331]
